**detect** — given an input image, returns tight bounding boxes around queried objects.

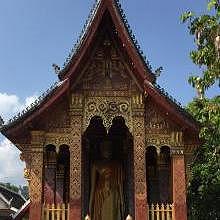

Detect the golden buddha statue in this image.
[89,140,125,220]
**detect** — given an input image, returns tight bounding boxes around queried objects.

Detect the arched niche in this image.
[82,116,107,217]
[56,145,70,204]
[158,146,172,203]
[82,115,134,218]
[146,145,172,204]
[146,146,159,204]
[108,116,134,217]
[43,144,57,204]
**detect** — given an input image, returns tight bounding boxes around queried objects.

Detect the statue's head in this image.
[100,139,112,160]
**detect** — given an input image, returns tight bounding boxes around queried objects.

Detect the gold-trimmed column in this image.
[29,131,45,220]
[171,148,187,220]
[69,94,83,220]
[132,93,148,220]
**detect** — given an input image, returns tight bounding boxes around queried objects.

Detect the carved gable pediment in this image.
[75,35,136,91]
[146,104,180,135]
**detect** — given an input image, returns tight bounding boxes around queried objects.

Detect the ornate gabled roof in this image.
[0,80,67,132]
[58,0,155,81]
[0,0,200,138]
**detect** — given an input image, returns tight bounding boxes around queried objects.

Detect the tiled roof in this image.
[13,199,30,220]
[152,82,199,124]
[0,80,65,130]
[0,185,26,210]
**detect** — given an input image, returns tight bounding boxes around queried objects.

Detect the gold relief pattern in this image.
[45,100,70,133]
[77,43,131,91]
[83,90,132,97]
[146,134,171,146]
[171,148,184,155]
[29,151,43,203]
[83,97,132,131]
[146,131,183,147]
[29,132,44,204]
[45,133,74,148]
[133,115,146,197]
[146,105,171,135]
[69,113,82,200]
[24,168,31,181]
[145,104,184,147]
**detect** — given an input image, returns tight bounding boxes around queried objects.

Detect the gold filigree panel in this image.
[146,131,183,147]
[69,116,82,200]
[45,133,72,148]
[83,96,132,131]
[145,104,182,135]
[29,150,43,203]
[133,115,146,198]
[76,39,132,91]
[44,99,70,133]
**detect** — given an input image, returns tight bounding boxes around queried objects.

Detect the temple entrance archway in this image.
[82,116,134,219]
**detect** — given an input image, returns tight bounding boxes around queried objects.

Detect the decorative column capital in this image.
[171,147,184,156]
[132,93,145,117]
[70,93,84,116]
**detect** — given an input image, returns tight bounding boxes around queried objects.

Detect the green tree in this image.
[181,1,220,219]
[181,0,220,98]
[186,98,220,219]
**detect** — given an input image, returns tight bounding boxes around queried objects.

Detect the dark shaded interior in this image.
[146,146,172,204]
[82,116,134,218]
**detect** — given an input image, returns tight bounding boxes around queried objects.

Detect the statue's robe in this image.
[89,161,125,220]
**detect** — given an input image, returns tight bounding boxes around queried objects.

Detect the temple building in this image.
[0,0,200,219]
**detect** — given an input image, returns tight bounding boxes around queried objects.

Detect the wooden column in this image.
[69,94,83,220]
[132,94,148,220]
[29,131,45,220]
[172,149,187,220]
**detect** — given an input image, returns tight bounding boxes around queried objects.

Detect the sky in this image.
[0,0,219,186]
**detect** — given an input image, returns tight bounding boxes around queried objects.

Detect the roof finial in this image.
[0,116,4,126]
[154,66,163,78]
[52,63,61,75]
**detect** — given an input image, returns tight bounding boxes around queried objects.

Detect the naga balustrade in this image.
[148,203,174,220]
[42,203,69,220]
[42,203,174,220]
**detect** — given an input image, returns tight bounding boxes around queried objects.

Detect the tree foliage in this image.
[187,98,220,219]
[181,0,220,98]
[181,1,220,219]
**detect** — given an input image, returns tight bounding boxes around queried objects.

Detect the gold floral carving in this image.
[29,131,44,204]
[24,168,31,181]
[146,131,183,147]
[45,133,73,149]
[29,150,43,203]
[76,42,131,91]
[45,99,70,133]
[83,96,132,131]
[69,106,83,200]
[132,105,146,198]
